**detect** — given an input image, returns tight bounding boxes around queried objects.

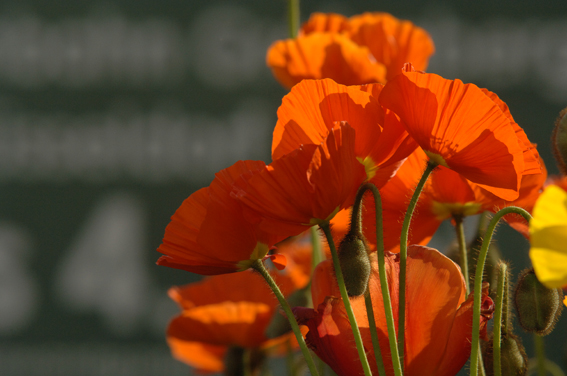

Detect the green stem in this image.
[311,226,324,271]
[243,349,252,376]
[398,161,436,365]
[470,206,532,376]
[287,0,300,38]
[320,222,373,376]
[356,183,403,376]
[316,355,326,376]
[535,334,546,376]
[365,291,387,376]
[454,215,470,294]
[252,260,320,376]
[493,263,508,376]
[285,339,294,376]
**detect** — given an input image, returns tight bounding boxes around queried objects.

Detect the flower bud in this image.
[337,231,371,297]
[514,268,564,335]
[552,106,567,175]
[483,332,528,376]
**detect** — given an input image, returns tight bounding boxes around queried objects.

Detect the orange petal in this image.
[435,283,494,376]
[299,13,349,35]
[273,234,314,290]
[157,161,286,275]
[272,78,384,161]
[403,245,467,375]
[236,124,366,236]
[294,297,365,375]
[307,245,475,375]
[481,88,541,175]
[166,270,288,349]
[167,337,225,373]
[266,33,386,89]
[380,71,525,200]
[347,12,435,80]
[264,254,287,270]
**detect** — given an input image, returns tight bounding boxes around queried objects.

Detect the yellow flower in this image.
[529,185,567,289]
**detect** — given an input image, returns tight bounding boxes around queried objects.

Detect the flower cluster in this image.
[156,9,565,376]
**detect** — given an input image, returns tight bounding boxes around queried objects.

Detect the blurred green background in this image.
[0,0,566,374]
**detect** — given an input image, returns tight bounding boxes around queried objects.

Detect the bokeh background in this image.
[1,0,566,375]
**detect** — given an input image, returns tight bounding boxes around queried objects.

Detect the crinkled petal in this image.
[267,33,386,89]
[380,71,524,200]
[347,12,435,80]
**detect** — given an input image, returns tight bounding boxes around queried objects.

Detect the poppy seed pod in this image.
[552,106,567,175]
[514,268,564,335]
[337,231,371,297]
[483,332,528,376]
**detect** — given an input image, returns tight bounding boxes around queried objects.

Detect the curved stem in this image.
[493,262,508,376]
[252,260,320,376]
[287,0,300,38]
[454,215,470,294]
[398,161,436,364]
[357,183,403,376]
[365,292,387,375]
[470,206,532,376]
[320,223,373,376]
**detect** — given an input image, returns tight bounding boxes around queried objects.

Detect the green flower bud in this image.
[483,332,528,376]
[338,231,371,297]
[514,268,564,335]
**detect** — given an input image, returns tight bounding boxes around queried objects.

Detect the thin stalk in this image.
[311,226,324,271]
[320,222,373,376]
[365,291,387,375]
[286,339,294,376]
[454,215,470,294]
[316,355,326,376]
[470,206,531,376]
[398,161,436,364]
[252,260,320,376]
[287,0,300,38]
[534,334,546,376]
[493,263,508,376]
[243,349,252,376]
[357,183,403,376]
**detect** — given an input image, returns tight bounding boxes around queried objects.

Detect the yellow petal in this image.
[530,225,567,288]
[530,185,567,231]
[529,185,567,288]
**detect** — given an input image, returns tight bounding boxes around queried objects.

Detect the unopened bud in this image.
[514,268,564,335]
[338,231,371,297]
[483,332,528,376]
[552,106,567,175]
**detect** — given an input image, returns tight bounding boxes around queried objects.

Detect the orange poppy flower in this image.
[346,12,435,81]
[272,78,417,189]
[267,12,434,88]
[157,160,288,275]
[379,67,541,201]
[233,122,367,236]
[167,261,307,374]
[267,33,387,89]
[294,245,494,376]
